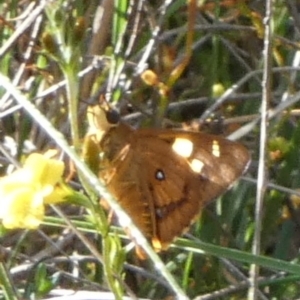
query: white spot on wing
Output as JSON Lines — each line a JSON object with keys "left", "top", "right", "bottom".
{"left": 155, "top": 169, "right": 165, "bottom": 181}
{"left": 190, "top": 159, "right": 204, "bottom": 173}
{"left": 212, "top": 140, "right": 220, "bottom": 157}
{"left": 172, "top": 138, "right": 193, "bottom": 158}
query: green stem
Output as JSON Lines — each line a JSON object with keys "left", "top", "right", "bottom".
{"left": 0, "top": 262, "right": 20, "bottom": 300}
{"left": 63, "top": 67, "right": 80, "bottom": 150}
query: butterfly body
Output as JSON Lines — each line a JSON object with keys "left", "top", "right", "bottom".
{"left": 86, "top": 109, "right": 250, "bottom": 250}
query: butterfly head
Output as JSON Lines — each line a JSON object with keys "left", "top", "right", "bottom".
{"left": 87, "top": 102, "right": 120, "bottom": 142}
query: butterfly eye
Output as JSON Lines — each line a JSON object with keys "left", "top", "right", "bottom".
{"left": 105, "top": 109, "right": 120, "bottom": 125}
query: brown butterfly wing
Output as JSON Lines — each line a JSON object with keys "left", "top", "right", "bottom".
{"left": 135, "top": 129, "right": 250, "bottom": 248}
{"left": 98, "top": 123, "right": 250, "bottom": 249}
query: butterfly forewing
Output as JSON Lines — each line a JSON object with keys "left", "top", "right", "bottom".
{"left": 137, "top": 129, "right": 250, "bottom": 189}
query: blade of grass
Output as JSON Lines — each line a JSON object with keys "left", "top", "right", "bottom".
{"left": 248, "top": 0, "right": 273, "bottom": 298}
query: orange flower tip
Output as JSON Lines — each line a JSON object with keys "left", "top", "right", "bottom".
{"left": 212, "top": 83, "right": 225, "bottom": 97}
{"left": 135, "top": 245, "right": 147, "bottom": 260}
{"left": 141, "top": 70, "right": 159, "bottom": 86}
{"left": 151, "top": 237, "right": 163, "bottom": 252}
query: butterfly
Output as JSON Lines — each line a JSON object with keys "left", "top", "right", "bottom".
{"left": 83, "top": 103, "right": 250, "bottom": 251}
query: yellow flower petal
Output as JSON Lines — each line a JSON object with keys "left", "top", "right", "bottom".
{"left": 23, "top": 153, "right": 49, "bottom": 181}
{"left": 24, "top": 153, "right": 64, "bottom": 187}
{"left": 0, "top": 153, "right": 66, "bottom": 230}
{"left": 44, "top": 184, "right": 72, "bottom": 204}
{"left": 40, "top": 159, "right": 64, "bottom": 187}
{"left": 0, "top": 169, "right": 35, "bottom": 188}
{"left": 1, "top": 187, "right": 44, "bottom": 229}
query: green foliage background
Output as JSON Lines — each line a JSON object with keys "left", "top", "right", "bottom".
{"left": 1, "top": 0, "right": 300, "bottom": 299}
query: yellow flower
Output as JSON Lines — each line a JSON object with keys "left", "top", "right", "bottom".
{"left": 0, "top": 153, "right": 68, "bottom": 229}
